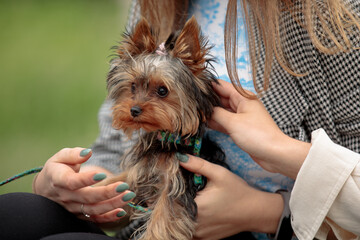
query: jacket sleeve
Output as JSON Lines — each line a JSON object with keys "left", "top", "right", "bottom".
{"left": 290, "top": 128, "right": 360, "bottom": 240}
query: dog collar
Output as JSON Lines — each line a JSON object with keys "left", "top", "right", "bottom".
{"left": 157, "top": 131, "right": 202, "bottom": 156}
{"left": 157, "top": 131, "right": 205, "bottom": 189}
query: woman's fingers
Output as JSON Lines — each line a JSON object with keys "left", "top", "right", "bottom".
{"left": 60, "top": 182, "right": 130, "bottom": 204}
{"left": 178, "top": 154, "right": 228, "bottom": 181}
{"left": 212, "top": 80, "right": 235, "bottom": 98}
{"left": 90, "top": 208, "right": 127, "bottom": 223}
{"left": 208, "top": 107, "right": 235, "bottom": 134}
{"left": 66, "top": 190, "right": 136, "bottom": 217}
{"left": 214, "top": 79, "right": 255, "bottom": 99}
{"left": 48, "top": 148, "right": 114, "bottom": 192}
{"left": 52, "top": 147, "right": 92, "bottom": 165}
{"left": 52, "top": 170, "right": 107, "bottom": 191}
{"left": 213, "top": 80, "right": 257, "bottom": 113}
{"left": 34, "top": 147, "right": 139, "bottom": 224}
{"left": 46, "top": 148, "right": 96, "bottom": 190}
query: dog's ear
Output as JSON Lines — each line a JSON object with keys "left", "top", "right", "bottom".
{"left": 117, "top": 18, "right": 157, "bottom": 58}
{"left": 171, "top": 16, "right": 209, "bottom": 75}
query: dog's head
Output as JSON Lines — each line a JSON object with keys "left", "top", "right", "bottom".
{"left": 107, "top": 16, "right": 220, "bottom": 137}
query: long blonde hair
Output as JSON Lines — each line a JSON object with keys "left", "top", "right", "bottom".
{"left": 139, "top": 0, "right": 360, "bottom": 97}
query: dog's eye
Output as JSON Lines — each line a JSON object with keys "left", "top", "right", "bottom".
{"left": 157, "top": 86, "right": 168, "bottom": 97}
{"left": 131, "top": 83, "right": 136, "bottom": 94}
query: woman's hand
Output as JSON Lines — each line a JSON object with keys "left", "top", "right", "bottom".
{"left": 33, "top": 147, "right": 135, "bottom": 223}
{"left": 178, "top": 154, "right": 283, "bottom": 240}
{"left": 210, "top": 80, "right": 311, "bottom": 179}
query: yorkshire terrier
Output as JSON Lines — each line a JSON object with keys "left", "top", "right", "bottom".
{"left": 105, "top": 16, "right": 226, "bottom": 240}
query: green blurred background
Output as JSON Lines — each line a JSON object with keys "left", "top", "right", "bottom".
{"left": 0, "top": 0, "right": 131, "bottom": 194}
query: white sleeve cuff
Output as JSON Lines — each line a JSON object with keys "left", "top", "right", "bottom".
{"left": 289, "top": 128, "right": 360, "bottom": 239}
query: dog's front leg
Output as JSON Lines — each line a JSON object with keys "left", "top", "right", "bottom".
{"left": 139, "top": 163, "right": 196, "bottom": 240}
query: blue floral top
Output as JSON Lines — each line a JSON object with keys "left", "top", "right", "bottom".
{"left": 189, "top": 1, "right": 294, "bottom": 239}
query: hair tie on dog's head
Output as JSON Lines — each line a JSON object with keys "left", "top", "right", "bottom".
{"left": 155, "top": 42, "right": 168, "bottom": 56}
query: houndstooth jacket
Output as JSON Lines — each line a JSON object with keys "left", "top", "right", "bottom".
{"left": 86, "top": 0, "right": 360, "bottom": 173}
{"left": 255, "top": 0, "right": 360, "bottom": 154}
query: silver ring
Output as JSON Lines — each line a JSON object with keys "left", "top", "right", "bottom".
{"left": 80, "top": 204, "right": 91, "bottom": 218}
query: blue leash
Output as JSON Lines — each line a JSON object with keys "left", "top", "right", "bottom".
{"left": 0, "top": 166, "right": 43, "bottom": 186}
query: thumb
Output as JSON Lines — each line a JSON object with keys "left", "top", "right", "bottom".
{"left": 177, "top": 153, "right": 224, "bottom": 180}
{"left": 209, "top": 107, "right": 236, "bottom": 134}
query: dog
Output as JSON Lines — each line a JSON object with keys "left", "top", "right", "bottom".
{"left": 105, "top": 16, "right": 226, "bottom": 240}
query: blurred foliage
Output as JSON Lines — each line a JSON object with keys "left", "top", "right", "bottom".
{"left": 0, "top": 0, "right": 131, "bottom": 194}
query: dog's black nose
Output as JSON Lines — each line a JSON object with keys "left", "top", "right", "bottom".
{"left": 130, "top": 106, "right": 142, "bottom": 117}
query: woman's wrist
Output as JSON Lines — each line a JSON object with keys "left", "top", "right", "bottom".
{"left": 272, "top": 134, "right": 311, "bottom": 179}
{"left": 245, "top": 189, "right": 283, "bottom": 234}
{"left": 32, "top": 173, "right": 40, "bottom": 194}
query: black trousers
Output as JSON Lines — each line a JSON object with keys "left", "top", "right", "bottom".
{"left": 0, "top": 192, "right": 113, "bottom": 240}
{"left": 0, "top": 192, "right": 256, "bottom": 240}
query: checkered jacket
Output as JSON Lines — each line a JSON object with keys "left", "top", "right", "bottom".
{"left": 255, "top": 0, "right": 360, "bottom": 153}
{"left": 86, "top": 0, "right": 360, "bottom": 173}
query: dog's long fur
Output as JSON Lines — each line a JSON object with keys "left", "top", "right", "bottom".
{"left": 105, "top": 16, "right": 226, "bottom": 240}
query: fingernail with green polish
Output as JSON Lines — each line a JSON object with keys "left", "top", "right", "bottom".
{"left": 93, "top": 173, "right": 107, "bottom": 181}
{"left": 116, "top": 183, "right": 129, "bottom": 193}
{"left": 80, "top": 148, "right": 91, "bottom": 157}
{"left": 116, "top": 210, "right": 127, "bottom": 218}
{"left": 176, "top": 152, "right": 189, "bottom": 163}
{"left": 122, "top": 191, "right": 136, "bottom": 202}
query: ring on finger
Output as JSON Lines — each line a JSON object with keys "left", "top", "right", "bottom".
{"left": 80, "top": 204, "right": 91, "bottom": 218}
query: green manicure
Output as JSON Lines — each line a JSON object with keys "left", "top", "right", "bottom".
{"left": 93, "top": 173, "right": 107, "bottom": 181}
{"left": 116, "top": 183, "right": 130, "bottom": 193}
{"left": 116, "top": 210, "right": 127, "bottom": 218}
{"left": 80, "top": 148, "right": 91, "bottom": 157}
{"left": 122, "top": 192, "right": 136, "bottom": 202}
{"left": 175, "top": 152, "right": 189, "bottom": 163}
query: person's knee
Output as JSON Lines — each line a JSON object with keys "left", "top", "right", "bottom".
{"left": 0, "top": 192, "right": 52, "bottom": 240}
{"left": 0, "top": 192, "right": 46, "bottom": 215}
{"left": 0, "top": 192, "right": 61, "bottom": 217}
{"left": 41, "top": 233, "right": 113, "bottom": 240}
{"left": 0, "top": 192, "right": 104, "bottom": 240}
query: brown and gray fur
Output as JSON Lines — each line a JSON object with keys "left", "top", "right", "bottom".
{"left": 105, "top": 16, "right": 226, "bottom": 240}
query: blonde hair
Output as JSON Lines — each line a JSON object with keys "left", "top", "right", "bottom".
{"left": 139, "top": 0, "right": 360, "bottom": 97}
